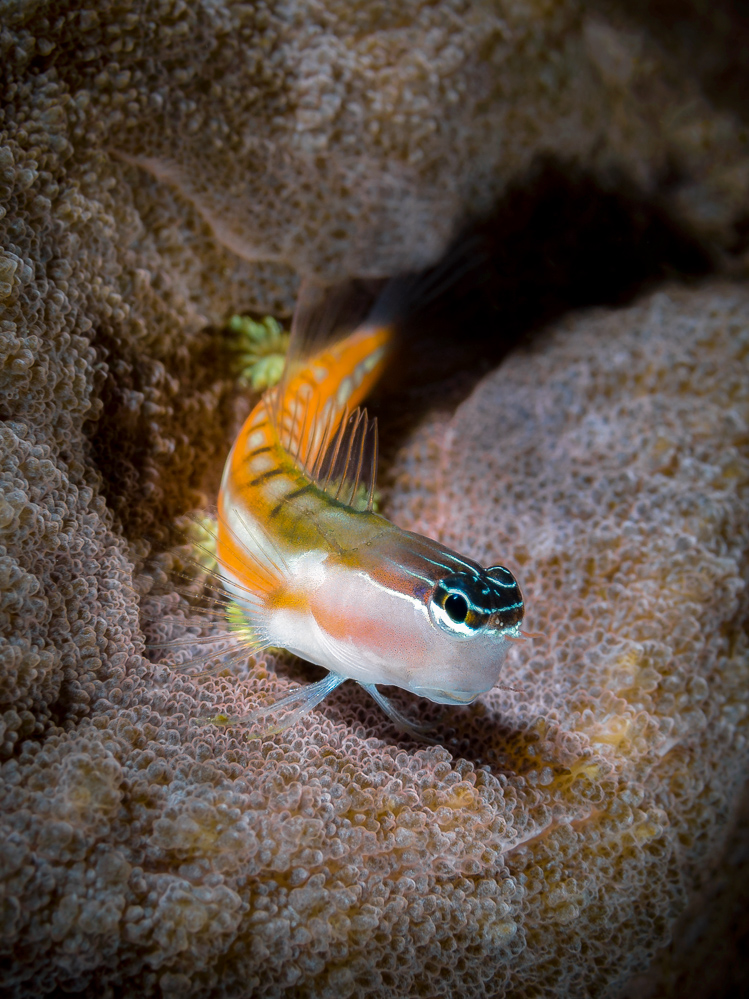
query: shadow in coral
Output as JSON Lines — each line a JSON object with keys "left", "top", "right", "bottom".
{"left": 315, "top": 673, "right": 575, "bottom": 785}
{"left": 377, "top": 159, "right": 712, "bottom": 449}
{"left": 85, "top": 327, "right": 237, "bottom": 544}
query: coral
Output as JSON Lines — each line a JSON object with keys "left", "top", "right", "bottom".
{"left": 1, "top": 0, "right": 749, "bottom": 995}
{"left": 227, "top": 314, "right": 290, "bottom": 392}
{"left": 387, "top": 282, "right": 749, "bottom": 994}
{"left": 620, "top": 779, "right": 749, "bottom": 999}
{"left": 1, "top": 282, "right": 747, "bottom": 997}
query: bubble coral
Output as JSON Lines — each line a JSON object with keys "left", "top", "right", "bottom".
{"left": 1, "top": 0, "right": 749, "bottom": 996}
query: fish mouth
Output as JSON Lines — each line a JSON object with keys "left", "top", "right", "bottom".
{"left": 411, "top": 686, "right": 480, "bottom": 706}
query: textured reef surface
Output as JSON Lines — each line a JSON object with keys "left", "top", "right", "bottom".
{"left": 3, "top": 282, "right": 749, "bottom": 997}
{"left": 1, "top": 1, "right": 749, "bottom": 997}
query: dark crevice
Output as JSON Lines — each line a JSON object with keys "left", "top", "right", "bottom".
{"left": 373, "top": 158, "right": 713, "bottom": 474}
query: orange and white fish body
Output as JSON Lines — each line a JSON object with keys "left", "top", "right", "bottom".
{"left": 214, "top": 286, "right": 524, "bottom": 734}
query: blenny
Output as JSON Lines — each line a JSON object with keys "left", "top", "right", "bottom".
{"left": 182, "top": 278, "right": 524, "bottom": 737}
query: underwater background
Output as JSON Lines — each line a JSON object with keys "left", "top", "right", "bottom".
{"left": 1, "top": 1, "right": 748, "bottom": 996}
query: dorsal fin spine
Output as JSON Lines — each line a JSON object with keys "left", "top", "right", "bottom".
{"left": 310, "top": 402, "right": 334, "bottom": 481}
{"left": 334, "top": 411, "right": 359, "bottom": 502}
{"left": 348, "top": 410, "right": 367, "bottom": 506}
{"left": 322, "top": 406, "right": 350, "bottom": 493}
{"left": 366, "top": 417, "right": 378, "bottom": 513}
{"left": 301, "top": 395, "right": 320, "bottom": 469}
{"left": 271, "top": 320, "right": 393, "bottom": 512}
{"left": 293, "top": 392, "right": 309, "bottom": 463}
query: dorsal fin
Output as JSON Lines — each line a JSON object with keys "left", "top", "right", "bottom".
{"left": 285, "top": 279, "right": 379, "bottom": 374}
{"left": 268, "top": 246, "right": 483, "bottom": 512}
{"left": 270, "top": 279, "right": 392, "bottom": 512}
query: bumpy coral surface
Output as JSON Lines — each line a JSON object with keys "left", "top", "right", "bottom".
{"left": 2, "top": 0, "right": 749, "bottom": 996}
{"left": 2, "top": 283, "right": 748, "bottom": 997}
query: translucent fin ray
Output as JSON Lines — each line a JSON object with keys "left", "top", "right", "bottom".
{"left": 204, "top": 672, "right": 347, "bottom": 736}
{"left": 359, "top": 683, "right": 439, "bottom": 742}
{"left": 272, "top": 387, "right": 380, "bottom": 512}
{"left": 169, "top": 563, "right": 267, "bottom": 614}
{"left": 142, "top": 508, "right": 279, "bottom": 674}
{"left": 146, "top": 628, "right": 262, "bottom": 651}
{"left": 280, "top": 278, "right": 379, "bottom": 390}
{"left": 196, "top": 510, "right": 288, "bottom": 598}
{"left": 266, "top": 279, "right": 392, "bottom": 513}
{"left": 162, "top": 641, "right": 268, "bottom": 680}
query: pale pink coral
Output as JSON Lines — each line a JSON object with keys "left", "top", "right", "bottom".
{"left": 3, "top": 282, "right": 748, "bottom": 997}
{"left": 1, "top": 0, "right": 749, "bottom": 996}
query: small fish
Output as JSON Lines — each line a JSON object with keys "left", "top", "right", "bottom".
{"left": 196, "top": 276, "right": 524, "bottom": 737}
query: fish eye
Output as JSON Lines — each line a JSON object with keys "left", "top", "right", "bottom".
{"left": 428, "top": 566, "right": 524, "bottom": 638}
{"left": 429, "top": 574, "right": 489, "bottom": 639}
{"left": 444, "top": 592, "right": 469, "bottom": 624}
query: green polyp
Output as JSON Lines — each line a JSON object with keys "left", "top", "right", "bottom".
{"left": 224, "top": 600, "right": 247, "bottom": 633}
{"left": 226, "top": 313, "right": 290, "bottom": 391}
{"left": 184, "top": 514, "right": 219, "bottom": 574}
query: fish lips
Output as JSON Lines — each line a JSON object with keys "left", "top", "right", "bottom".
{"left": 410, "top": 686, "right": 481, "bottom": 706}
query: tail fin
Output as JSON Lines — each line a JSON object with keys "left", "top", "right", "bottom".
{"left": 271, "top": 236, "right": 489, "bottom": 508}
{"left": 269, "top": 281, "right": 392, "bottom": 512}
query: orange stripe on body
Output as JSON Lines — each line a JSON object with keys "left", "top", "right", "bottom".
{"left": 278, "top": 325, "right": 392, "bottom": 465}
{"left": 217, "top": 322, "right": 393, "bottom": 599}
{"left": 310, "top": 324, "right": 392, "bottom": 411}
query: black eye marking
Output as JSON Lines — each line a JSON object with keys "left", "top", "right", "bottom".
{"left": 486, "top": 564, "right": 524, "bottom": 628}
{"left": 487, "top": 564, "right": 515, "bottom": 585}
{"left": 430, "top": 566, "right": 524, "bottom": 636}
{"left": 444, "top": 592, "right": 469, "bottom": 624}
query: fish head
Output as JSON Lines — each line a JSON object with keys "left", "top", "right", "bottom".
{"left": 405, "top": 560, "right": 524, "bottom": 704}
{"left": 305, "top": 527, "right": 524, "bottom": 705}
